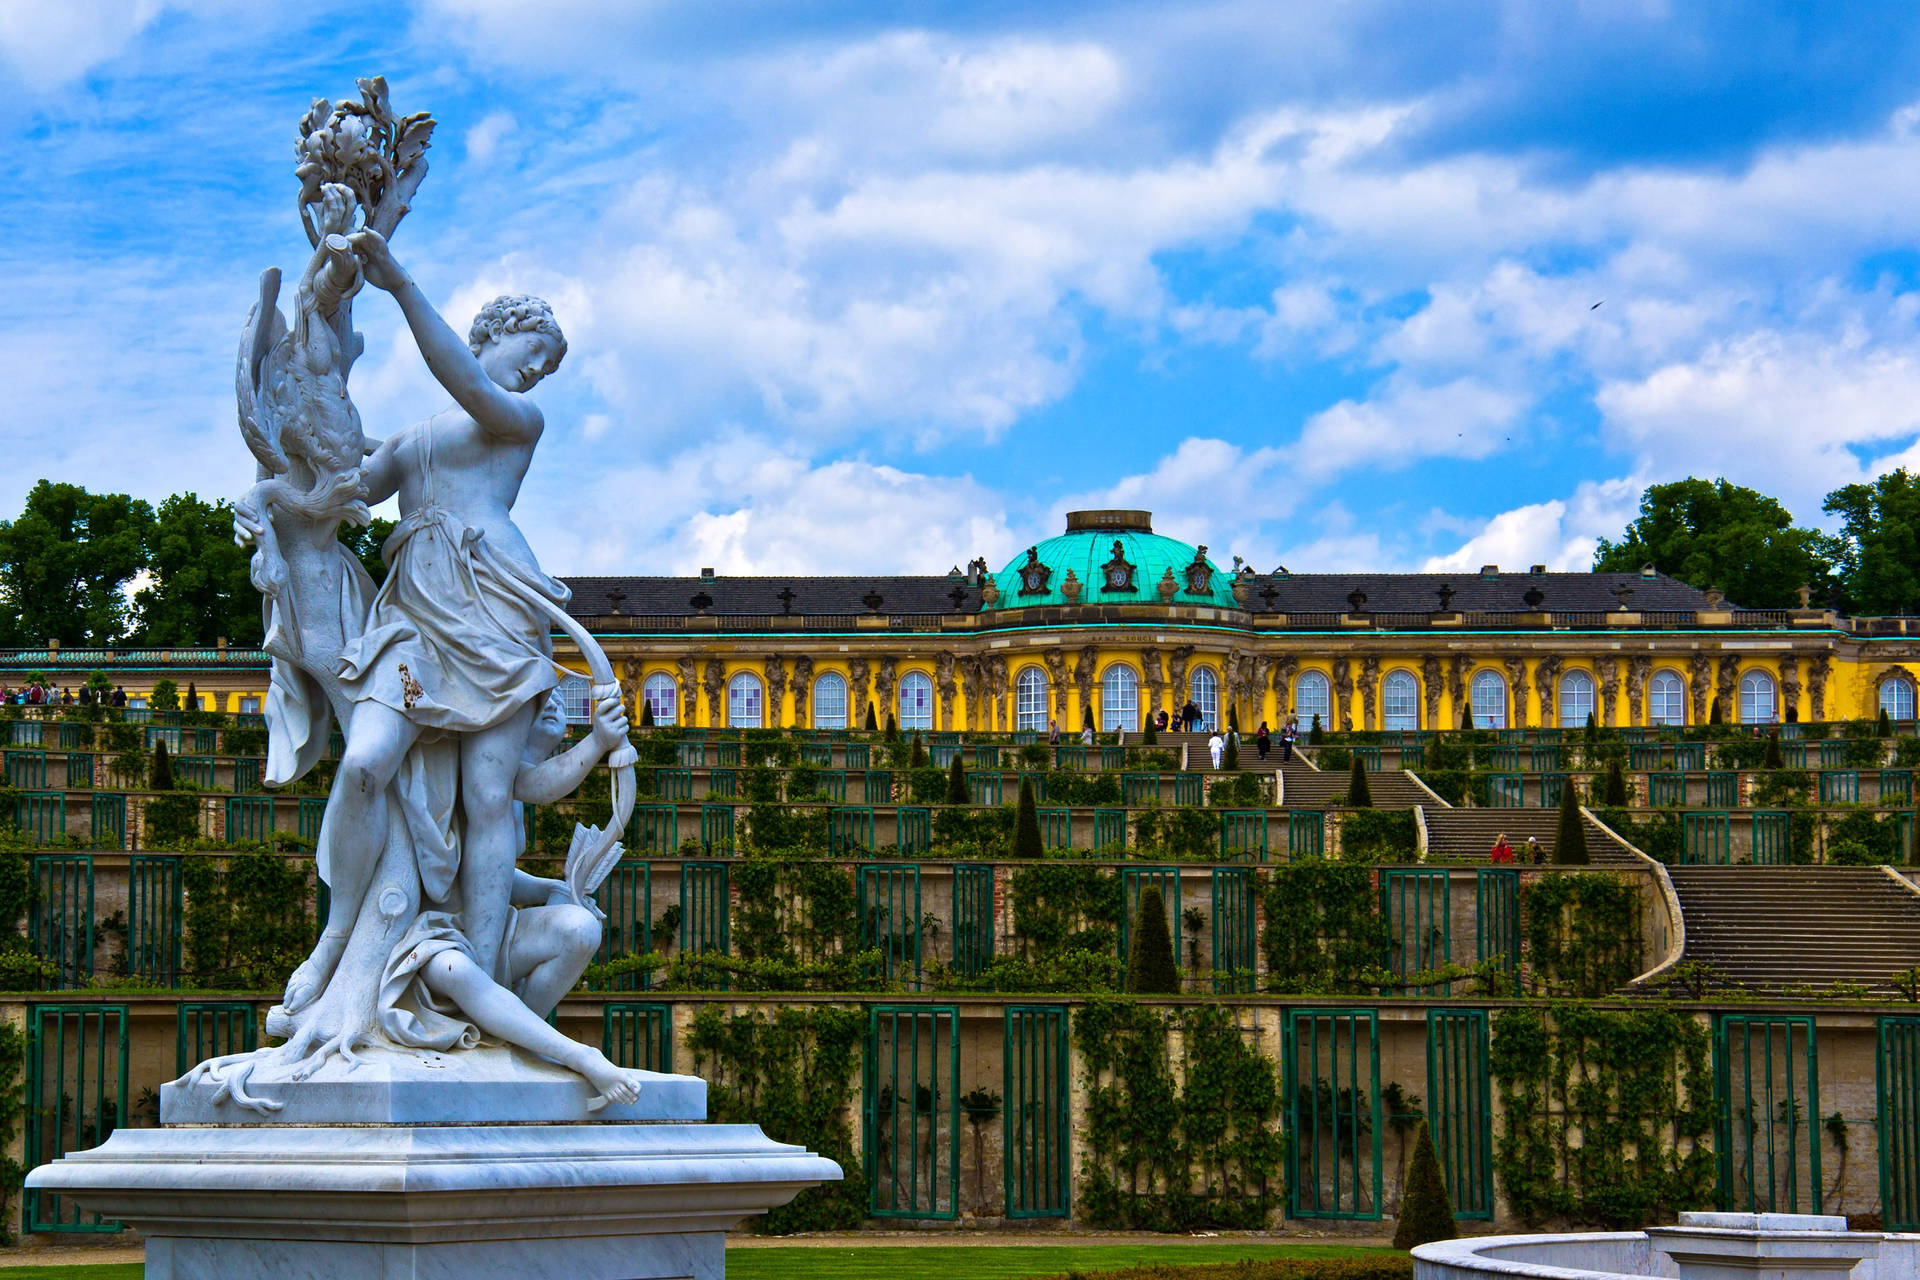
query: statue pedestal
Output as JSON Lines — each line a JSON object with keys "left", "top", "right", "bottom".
{"left": 26, "top": 1048, "right": 841, "bottom": 1280}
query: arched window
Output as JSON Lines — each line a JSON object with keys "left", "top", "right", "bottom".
{"left": 1558, "top": 669, "right": 1595, "bottom": 728}
{"left": 1881, "top": 675, "right": 1916, "bottom": 722}
{"left": 812, "top": 672, "right": 847, "bottom": 728}
{"left": 1382, "top": 670, "right": 1419, "bottom": 732}
{"left": 642, "top": 672, "right": 678, "bottom": 725}
{"left": 1190, "top": 667, "right": 1219, "bottom": 731}
{"left": 1471, "top": 670, "right": 1508, "bottom": 729}
{"left": 1648, "top": 670, "right": 1686, "bottom": 726}
{"left": 898, "top": 672, "right": 934, "bottom": 732}
{"left": 727, "top": 672, "right": 763, "bottom": 728}
{"left": 1101, "top": 665, "right": 1139, "bottom": 732}
{"left": 1738, "top": 670, "right": 1776, "bottom": 724}
{"left": 1015, "top": 667, "right": 1049, "bottom": 731}
{"left": 1295, "top": 671, "right": 1331, "bottom": 732}
{"left": 557, "top": 673, "right": 593, "bottom": 724}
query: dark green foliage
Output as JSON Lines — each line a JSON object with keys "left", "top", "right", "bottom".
{"left": 1523, "top": 872, "right": 1642, "bottom": 997}
{"left": 1709, "top": 697, "right": 1723, "bottom": 725}
{"left": 336, "top": 515, "right": 398, "bottom": 588}
{"left": 687, "top": 1005, "right": 866, "bottom": 1233}
{"left": 1014, "top": 774, "right": 1044, "bottom": 859}
{"left": 1763, "top": 730, "right": 1783, "bottom": 769}
{"left": 0, "top": 480, "right": 155, "bottom": 646}
{"left": 134, "top": 492, "right": 265, "bottom": 645}
{"left": 1491, "top": 1005, "right": 1713, "bottom": 1227}
{"left": 0, "top": 1020, "right": 26, "bottom": 1240}
{"left": 1206, "top": 773, "right": 1267, "bottom": 809}
{"left": 1603, "top": 757, "right": 1628, "bottom": 806}
{"left": 1824, "top": 467, "right": 1920, "bottom": 615}
{"left": 944, "top": 753, "right": 968, "bottom": 804}
{"left": 1010, "top": 864, "right": 1121, "bottom": 959}
{"left": 731, "top": 858, "right": 858, "bottom": 973}
{"left": 149, "top": 678, "right": 179, "bottom": 711}
{"left": 1309, "top": 714, "right": 1325, "bottom": 745}
{"left": 1261, "top": 864, "right": 1388, "bottom": 993}
{"left": 1131, "top": 806, "right": 1216, "bottom": 859}
{"left": 908, "top": 731, "right": 927, "bottom": 769}
{"left": 184, "top": 681, "right": 198, "bottom": 714}
{"left": 884, "top": 713, "right": 898, "bottom": 740}
{"left": 1339, "top": 809, "right": 1417, "bottom": 860}
{"left": 1392, "top": 1120, "right": 1456, "bottom": 1251}
{"left": 1592, "top": 476, "right": 1833, "bottom": 608}
{"left": 1076, "top": 1000, "right": 1283, "bottom": 1231}
{"left": 1222, "top": 735, "right": 1239, "bottom": 770}
{"left": 1881, "top": 707, "right": 1895, "bottom": 737}
{"left": 865, "top": 704, "right": 878, "bottom": 732}
{"left": 1553, "top": 779, "right": 1589, "bottom": 864}
{"left": 1828, "top": 809, "right": 1906, "bottom": 865}
{"left": 180, "top": 852, "right": 313, "bottom": 988}
{"left": 639, "top": 698, "right": 655, "bottom": 728}
{"left": 1125, "top": 885, "right": 1179, "bottom": 994}
{"left": 1346, "top": 755, "right": 1372, "bottom": 808}
{"left": 1143, "top": 719, "right": 1158, "bottom": 744}
{"left": 148, "top": 740, "right": 174, "bottom": 791}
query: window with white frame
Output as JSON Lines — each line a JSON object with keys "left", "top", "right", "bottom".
{"left": 727, "top": 672, "right": 764, "bottom": 728}
{"left": 1101, "top": 665, "right": 1139, "bottom": 732}
{"left": 1738, "top": 670, "right": 1776, "bottom": 724}
{"left": 1649, "top": 670, "right": 1686, "bottom": 726}
{"left": 1471, "top": 670, "right": 1508, "bottom": 729}
{"left": 813, "top": 672, "right": 847, "bottom": 728}
{"left": 1016, "top": 667, "right": 1049, "bottom": 731}
{"left": 238, "top": 696, "right": 261, "bottom": 716}
{"left": 1881, "top": 675, "right": 1916, "bottom": 722}
{"left": 1190, "top": 667, "right": 1219, "bottom": 730}
{"left": 898, "top": 672, "right": 934, "bottom": 732}
{"left": 1294, "top": 671, "right": 1331, "bottom": 731}
{"left": 1558, "top": 669, "right": 1595, "bottom": 728}
{"left": 642, "top": 673, "right": 678, "bottom": 725}
{"left": 558, "top": 674, "right": 593, "bottom": 724}
{"left": 1382, "top": 670, "right": 1419, "bottom": 732}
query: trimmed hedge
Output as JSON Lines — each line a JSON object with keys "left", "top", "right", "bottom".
{"left": 1046, "top": 1259, "right": 1414, "bottom": 1280}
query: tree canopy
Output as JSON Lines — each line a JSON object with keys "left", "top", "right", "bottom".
{"left": 134, "top": 493, "right": 263, "bottom": 647}
{"left": 1824, "top": 468, "right": 1920, "bottom": 617}
{"left": 0, "top": 481, "right": 153, "bottom": 646}
{"left": 1591, "top": 478, "right": 1833, "bottom": 609}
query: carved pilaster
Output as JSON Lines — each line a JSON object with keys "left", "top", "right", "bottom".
{"left": 1534, "top": 656, "right": 1562, "bottom": 727}
{"left": 618, "top": 657, "right": 641, "bottom": 717}
{"left": 848, "top": 657, "right": 871, "bottom": 727}
{"left": 1331, "top": 657, "right": 1353, "bottom": 732}
{"left": 1044, "top": 647, "right": 1069, "bottom": 725}
{"left": 988, "top": 655, "right": 1010, "bottom": 731}
{"left": 676, "top": 657, "right": 697, "bottom": 727}
{"left": 702, "top": 659, "right": 725, "bottom": 726}
{"left": 1140, "top": 646, "right": 1166, "bottom": 720}
{"left": 936, "top": 651, "right": 957, "bottom": 731}
{"left": 1073, "top": 645, "right": 1097, "bottom": 728}
{"left": 1596, "top": 655, "right": 1619, "bottom": 727}
{"left": 764, "top": 655, "right": 787, "bottom": 728}
{"left": 1168, "top": 646, "right": 1193, "bottom": 708}
{"left": 1422, "top": 655, "right": 1442, "bottom": 728}
{"left": 958, "top": 656, "right": 981, "bottom": 731}
{"left": 1779, "top": 654, "right": 1801, "bottom": 723}
{"left": 791, "top": 655, "right": 813, "bottom": 725}
{"left": 1688, "top": 653, "right": 1711, "bottom": 724}
{"left": 1809, "top": 653, "right": 1831, "bottom": 721}
{"left": 875, "top": 656, "right": 898, "bottom": 728}
{"left": 1250, "top": 654, "right": 1274, "bottom": 728}
{"left": 1627, "top": 656, "right": 1650, "bottom": 726}
{"left": 1272, "top": 655, "right": 1298, "bottom": 719}
{"left": 1449, "top": 655, "right": 1471, "bottom": 727}
{"left": 1359, "top": 656, "right": 1380, "bottom": 731}
{"left": 1715, "top": 654, "right": 1741, "bottom": 723}
{"left": 1502, "top": 657, "right": 1530, "bottom": 727}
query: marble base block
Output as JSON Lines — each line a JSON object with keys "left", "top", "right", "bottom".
{"left": 26, "top": 1120, "right": 842, "bottom": 1279}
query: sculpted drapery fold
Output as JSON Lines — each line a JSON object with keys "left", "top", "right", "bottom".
{"left": 1331, "top": 658, "right": 1352, "bottom": 732}
{"left": 1502, "top": 657, "right": 1530, "bottom": 727}
{"left": 958, "top": 656, "right": 982, "bottom": 731}
{"left": 1449, "top": 655, "right": 1471, "bottom": 727}
{"left": 791, "top": 655, "right": 813, "bottom": 725}
{"left": 1715, "top": 655, "right": 1741, "bottom": 722}
{"left": 1595, "top": 655, "right": 1618, "bottom": 727}
{"left": 1779, "top": 654, "right": 1801, "bottom": 722}
{"left": 676, "top": 657, "right": 697, "bottom": 728}
{"left": 1168, "top": 646, "right": 1193, "bottom": 710}
{"left": 1359, "top": 656, "right": 1380, "bottom": 731}
{"left": 1533, "top": 656, "right": 1562, "bottom": 727}
{"left": 848, "top": 657, "right": 871, "bottom": 726}
{"left": 1073, "top": 645, "right": 1098, "bottom": 724}
{"left": 1422, "top": 655, "right": 1442, "bottom": 728}
{"left": 988, "top": 655, "right": 1010, "bottom": 731}
{"left": 1044, "top": 647, "right": 1069, "bottom": 724}
{"left": 936, "top": 651, "right": 957, "bottom": 730}
{"left": 1272, "top": 655, "right": 1298, "bottom": 720}
{"left": 1809, "top": 653, "right": 1831, "bottom": 720}
{"left": 1688, "top": 653, "right": 1712, "bottom": 724}
{"left": 702, "top": 659, "right": 725, "bottom": 725}
{"left": 1627, "top": 656, "right": 1650, "bottom": 726}
{"left": 763, "top": 655, "right": 787, "bottom": 729}
{"left": 875, "top": 656, "right": 898, "bottom": 728}
{"left": 1250, "top": 655, "right": 1274, "bottom": 726}
{"left": 1140, "top": 646, "right": 1166, "bottom": 720}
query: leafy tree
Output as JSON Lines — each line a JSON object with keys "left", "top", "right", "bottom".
{"left": 944, "top": 754, "right": 968, "bottom": 805}
{"left": 1124, "top": 884, "right": 1179, "bottom": 995}
{"left": 149, "top": 678, "right": 179, "bottom": 711}
{"left": 0, "top": 481, "right": 154, "bottom": 645}
{"left": 336, "top": 516, "right": 398, "bottom": 588}
{"left": 1347, "top": 756, "right": 1372, "bottom": 808}
{"left": 1309, "top": 714, "right": 1325, "bottom": 745}
{"left": 1392, "top": 1119, "right": 1457, "bottom": 1250}
{"left": 1013, "top": 775, "right": 1043, "bottom": 859}
{"left": 133, "top": 493, "right": 262, "bottom": 646}
{"left": 1553, "top": 776, "right": 1589, "bottom": 865}
{"left": 1592, "top": 477, "right": 1833, "bottom": 608}
{"left": 1824, "top": 468, "right": 1920, "bottom": 615}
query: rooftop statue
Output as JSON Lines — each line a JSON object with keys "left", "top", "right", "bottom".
{"left": 204, "top": 77, "right": 644, "bottom": 1113}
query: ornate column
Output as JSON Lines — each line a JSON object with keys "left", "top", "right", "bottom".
{"left": 1359, "top": 656, "right": 1379, "bottom": 731}
{"left": 1073, "top": 645, "right": 1097, "bottom": 729}
{"left": 874, "top": 656, "right": 898, "bottom": 728}
{"left": 1688, "top": 653, "right": 1711, "bottom": 724}
{"left": 1251, "top": 654, "right": 1274, "bottom": 728}
{"left": 1168, "top": 646, "right": 1193, "bottom": 711}
{"left": 1331, "top": 657, "right": 1352, "bottom": 731}
{"left": 1534, "top": 656, "right": 1562, "bottom": 727}
{"left": 619, "top": 658, "right": 641, "bottom": 719}
{"left": 848, "top": 657, "right": 871, "bottom": 727}
{"left": 1141, "top": 646, "right": 1166, "bottom": 722}
{"left": 936, "top": 651, "right": 957, "bottom": 731}
{"left": 763, "top": 655, "right": 787, "bottom": 729}
{"left": 1809, "top": 653, "right": 1831, "bottom": 721}
{"left": 1421, "top": 655, "right": 1442, "bottom": 729}
{"left": 1044, "top": 647, "right": 1068, "bottom": 726}
{"left": 958, "top": 656, "right": 981, "bottom": 731}
{"left": 1715, "top": 655, "right": 1742, "bottom": 722}
{"left": 1272, "top": 655, "right": 1298, "bottom": 722}
{"left": 1502, "top": 657, "right": 1530, "bottom": 727}
{"left": 675, "top": 656, "right": 697, "bottom": 728}
{"left": 702, "top": 659, "right": 725, "bottom": 727}
{"left": 1779, "top": 654, "right": 1801, "bottom": 723}
{"left": 1449, "top": 655, "right": 1471, "bottom": 728}
{"left": 791, "top": 655, "right": 813, "bottom": 726}
{"left": 1627, "top": 656, "right": 1650, "bottom": 726}
{"left": 988, "top": 655, "right": 1010, "bottom": 731}
{"left": 1596, "top": 655, "right": 1619, "bottom": 727}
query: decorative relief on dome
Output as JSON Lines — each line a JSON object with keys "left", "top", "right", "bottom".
{"left": 1100, "top": 540, "right": 1137, "bottom": 593}
{"left": 1017, "top": 547, "right": 1052, "bottom": 597}
{"left": 1184, "top": 546, "right": 1214, "bottom": 595}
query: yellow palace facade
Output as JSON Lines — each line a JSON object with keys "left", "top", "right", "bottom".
{"left": 5, "top": 510, "right": 1918, "bottom": 729}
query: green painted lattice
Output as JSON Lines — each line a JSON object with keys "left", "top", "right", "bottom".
{"left": 1703, "top": 772, "right": 1738, "bottom": 808}
{"left": 1751, "top": 811, "right": 1792, "bottom": 866}
{"left": 860, "top": 864, "right": 923, "bottom": 984}
{"left": 127, "top": 855, "right": 182, "bottom": 986}
{"left": 679, "top": 862, "right": 730, "bottom": 988}
{"left": 1092, "top": 808, "right": 1126, "bottom": 851}
{"left": 5, "top": 750, "right": 46, "bottom": 789}
{"left": 1683, "top": 813, "right": 1733, "bottom": 865}
{"left": 654, "top": 767, "right": 692, "bottom": 800}
{"left": 1475, "top": 868, "right": 1521, "bottom": 983}
{"left": 298, "top": 796, "right": 326, "bottom": 843}
{"left": 896, "top": 806, "right": 931, "bottom": 854}
{"left": 1173, "top": 774, "right": 1202, "bottom": 806}
{"left": 26, "top": 1005, "right": 127, "bottom": 1233}
{"left": 1630, "top": 744, "right": 1664, "bottom": 771}
{"left": 1289, "top": 810, "right": 1325, "bottom": 859}
{"left": 1426, "top": 1010, "right": 1493, "bottom": 1219}
{"left": 1211, "top": 867, "right": 1257, "bottom": 993}
{"left": 1219, "top": 810, "right": 1267, "bottom": 861}
{"left": 1118, "top": 867, "right": 1180, "bottom": 964}
{"left": 1037, "top": 807, "right": 1072, "bottom": 851}
{"left": 700, "top": 803, "right": 735, "bottom": 854}
{"left": 627, "top": 805, "right": 678, "bottom": 854}
{"left": 1380, "top": 869, "right": 1450, "bottom": 985}
{"left": 1820, "top": 740, "right": 1851, "bottom": 768}
{"left": 173, "top": 756, "right": 217, "bottom": 789}
{"left": 88, "top": 794, "right": 125, "bottom": 851}
{"left": 1647, "top": 773, "right": 1685, "bottom": 807}
{"left": 592, "top": 861, "right": 651, "bottom": 991}
{"left": 708, "top": 768, "right": 737, "bottom": 798}
{"left": 603, "top": 1003, "right": 673, "bottom": 1072}
{"left": 1285, "top": 1008, "right": 1382, "bottom": 1220}
{"left": 1483, "top": 775, "right": 1523, "bottom": 808}
{"left": 865, "top": 770, "right": 894, "bottom": 803}
{"left": 1122, "top": 773, "right": 1159, "bottom": 806}
{"left": 828, "top": 806, "right": 875, "bottom": 854}
{"left": 1716, "top": 1014, "right": 1820, "bottom": 1214}
{"left": 950, "top": 864, "right": 994, "bottom": 978}
{"left": 64, "top": 752, "right": 93, "bottom": 789}
{"left": 1539, "top": 774, "right": 1568, "bottom": 809}
{"left": 30, "top": 855, "right": 93, "bottom": 987}
{"left": 865, "top": 1005, "right": 960, "bottom": 1219}
{"left": 1674, "top": 743, "right": 1706, "bottom": 771}
{"left": 224, "top": 796, "right": 274, "bottom": 844}
{"left": 846, "top": 744, "right": 871, "bottom": 769}
{"left": 16, "top": 793, "right": 65, "bottom": 845}
{"left": 57, "top": 723, "right": 90, "bottom": 750}
{"left": 1818, "top": 771, "right": 1859, "bottom": 804}
{"left": 1004, "top": 1004, "right": 1070, "bottom": 1218}
{"left": 815, "top": 769, "right": 847, "bottom": 802}
{"left": 1880, "top": 1017, "right": 1920, "bottom": 1231}
{"left": 967, "top": 773, "right": 1002, "bottom": 806}
{"left": 1883, "top": 770, "right": 1914, "bottom": 804}
{"left": 232, "top": 757, "right": 262, "bottom": 794}
{"left": 177, "top": 1002, "right": 255, "bottom": 1075}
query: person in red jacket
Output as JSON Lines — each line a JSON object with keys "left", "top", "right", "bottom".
{"left": 1489, "top": 833, "right": 1514, "bottom": 864}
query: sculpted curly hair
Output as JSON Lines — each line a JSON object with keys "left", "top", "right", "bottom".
{"left": 466, "top": 295, "right": 567, "bottom": 372}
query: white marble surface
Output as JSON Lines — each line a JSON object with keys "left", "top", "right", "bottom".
{"left": 163, "top": 1042, "right": 705, "bottom": 1125}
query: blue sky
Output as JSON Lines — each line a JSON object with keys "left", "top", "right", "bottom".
{"left": 8, "top": 2, "right": 1920, "bottom": 579}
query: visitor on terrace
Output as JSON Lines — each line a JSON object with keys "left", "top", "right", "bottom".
{"left": 1489, "top": 833, "right": 1513, "bottom": 863}
{"left": 1255, "top": 721, "right": 1270, "bottom": 760}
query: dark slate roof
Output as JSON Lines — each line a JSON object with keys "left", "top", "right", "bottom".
{"left": 564, "top": 575, "right": 975, "bottom": 617}
{"left": 1255, "top": 571, "right": 1720, "bottom": 614}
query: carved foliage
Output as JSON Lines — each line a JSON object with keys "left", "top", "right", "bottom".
{"left": 1503, "top": 657, "right": 1530, "bottom": 727}
{"left": 1423, "top": 655, "right": 1443, "bottom": 725}
{"left": 1688, "top": 653, "right": 1711, "bottom": 724}
{"left": 1331, "top": 657, "right": 1353, "bottom": 732}
{"left": 1534, "top": 656, "right": 1562, "bottom": 727}
{"left": 1359, "top": 656, "right": 1380, "bottom": 730}
{"left": 676, "top": 656, "right": 698, "bottom": 725}
{"left": 1595, "top": 655, "right": 1618, "bottom": 727}
{"left": 1778, "top": 654, "right": 1800, "bottom": 721}
{"left": 1169, "top": 645, "right": 1193, "bottom": 706}
{"left": 1627, "top": 656, "right": 1650, "bottom": 726}
{"left": 702, "top": 659, "right": 726, "bottom": 724}
{"left": 1272, "top": 655, "right": 1298, "bottom": 716}
{"left": 764, "top": 655, "right": 788, "bottom": 727}
{"left": 1714, "top": 655, "right": 1741, "bottom": 722}
{"left": 1808, "top": 653, "right": 1832, "bottom": 720}
{"left": 791, "top": 655, "right": 813, "bottom": 723}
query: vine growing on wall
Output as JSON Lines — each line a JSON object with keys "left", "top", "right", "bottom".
{"left": 687, "top": 1005, "right": 867, "bottom": 1234}
{"left": 180, "top": 851, "right": 312, "bottom": 989}
{"left": 1260, "top": 865, "right": 1386, "bottom": 993}
{"left": 1490, "top": 1004, "right": 1713, "bottom": 1227}
{"left": 1522, "top": 873, "right": 1642, "bottom": 998}
{"left": 1076, "top": 999, "right": 1283, "bottom": 1230}
{"left": 732, "top": 856, "right": 858, "bottom": 965}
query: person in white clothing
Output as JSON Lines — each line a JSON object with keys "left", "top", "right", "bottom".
{"left": 1208, "top": 732, "right": 1225, "bottom": 769}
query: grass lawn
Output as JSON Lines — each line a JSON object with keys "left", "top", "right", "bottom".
{"left": 0, "top": 1242, "right": 1392, "bottom": 1279}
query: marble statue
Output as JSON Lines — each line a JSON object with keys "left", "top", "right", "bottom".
{"left": 204, "top": 75, "right": 645, "bottom": 1111}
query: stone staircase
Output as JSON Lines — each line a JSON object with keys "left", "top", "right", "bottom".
{"left": 1280, "top": 759, "right": 1435, "bottom": 808}
{"left": 1656, "top": 866, "right": 1920, "bottom": 997}
{"left": 1421, "top": 807, "right": 1642, "bottom": 867}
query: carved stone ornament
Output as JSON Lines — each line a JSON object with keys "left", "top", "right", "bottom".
{"left": 1272, "top": 655, "right": 1298, "bottom": 716}
{"left": 1422, "top": 655, "right": 1443, "bottom": 725}
{"left": 1359, "top": 656, "right": 1380, "bottom": 730}
{"left": 1157, "top": 567, "right": 1179, "bottom": 602}
{"left": 1503, "top": 657, "right": 1531, "bottom": 726}
{"left": 1100, "top": 540, "right": 1136, "bottom": 592}
{"left": 1331, "top": 657, "right": 1353, "bottom": 731}
{"left": 1627, "top": 655, "right": 1650, "bottom": 725}
{"left": 1779, "top": 654, "right": 1801, "bottom": 720}
{"left": 791, "top": 654, "right": 814, "bottom": 722}
{"left": 1533, "top": 655, "right": 1562, "bottom": 725}
{"left": 1436, "top": 583, "right": 1455, "bottom": 611}
{"left": 1596, "top": 655, "right": 1619, "bottom": 726}
{"left": 1689, "top": 652, "right": 1712, "bottom": 723}
{"left": 1017, "top": 547, "right": 1052, "bottom": 596}
{"left": 1185, "top": 547, "right": 1214, "bottom": 596}
{"left": 980, "top": 576, "right": 1001, "bottom": 606}
{"left": 1809, "top": 653, "right": 1832, "bottom": 720}
{"left": 1061, "top": 569, "right": 1084, "bottom": 603}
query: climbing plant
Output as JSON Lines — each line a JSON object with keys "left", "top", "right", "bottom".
{"left": 1076, "top": 1000, "right": 1283, "bottom": 1230}
{"left": 1259, "top": 864, "right": 1386, "bottom": 993}
{"left": 732, "top": 856, "right": 858, "bottom": 965}
{"left": 1521, "top": 873, "right": 1642, "bottom": 998}
{"left": 180, "top": 850, "right": 312, "bottom": 989}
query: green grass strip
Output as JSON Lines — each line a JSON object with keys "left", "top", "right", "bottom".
{"left": 729, "top": 1244, "right": 1390, "bottom": 1279}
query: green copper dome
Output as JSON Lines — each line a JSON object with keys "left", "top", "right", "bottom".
{"left": 984, "top": 511, "right": 1241, "bottom": 611}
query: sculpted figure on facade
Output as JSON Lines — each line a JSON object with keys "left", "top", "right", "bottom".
{"left": 1688, "top": 652, "right": 1712, "bottom": 724}
{"left": 1809, "top": 653, "right": 1831, "bottom": 720}
{"left": 1168, "top": 645, "right": 1193, "bottom": 709}
{"left": 1043, "top": 647, "right": 1069, "bottom": 723}
{"left": 763, "top": 655, "right": 787, "bottom": 727}
{"left": 1251, "top": 654, "right": 1274, "bottom": 725}
{"left": 1448, "top": 655, "right": 1471, "bottom": 727}
{"left": 935, "top": 651, "right": 957, "bottom": 730}
{"left": 1140, "top": 646, "right": 1165, "bottom": 720}
{"left": 1422, "top": 655, "right": 1442, "bottom": 727}
{"left": 1779, "top": 654, "right": 1801, "bottom": 722}
{"left": 1715, "top": 654, "right": 1742, "bottom": 723}
{"left": 1533, "top": 656, "right": 1562, "bottom": 726}
{"left": 1596, "top": 655, "right": 1619, "bottom": 727}
{"left": 1073, "top": 645, "right": 1097, "bottom": 723}
{"left": 702, "top": 658, "right": 725, "bottom": 725}
{"left": 1502, "top": 657, "right": 1530, "bottom": 727}
{"left": 1359, "top": 656, "right": 1379, "bottom": 731}
{"left": 874, "top": 656, "right": 897, "bottom": 727}
{"left": 203, "top": 78, "right": 647, "bottom": 1111}
{"left": 957, "top": 655, "right": 981, "bottom": 731}
{"left": 1271, "top": 654, "right": 1297, "bottom": 720}
{"left": 1627, "top": 656, "right": 1651, "bottom": 726}
{"left": 847, "top": 656, "right": 871, "bottom": 726}
{"left": 619, "top": 658, "right": 641, "bottom": 719}
{"left": 1331, "top": 657, "right": 1353, "bottom": 732}
{"left": 988, "top": 654, "right": 1010, "bottom": 730}
{"left": 790, "top": 654, "right": 813, "bottom": 726}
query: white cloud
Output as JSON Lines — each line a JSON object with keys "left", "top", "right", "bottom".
{"left": 1423, "top": 478, "right": 1641, "bottom": 572}
{"left": 1292, "top": 377, "right": 1527, "bottom": 483}
{"left": 0, "top": 0, "right": 164, "bottom": 92}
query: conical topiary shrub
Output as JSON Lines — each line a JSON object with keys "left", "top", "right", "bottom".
{"left": 149, "top": 739, "right": 174, "bottom": 791}
{"left": 885, "top": 713, "right": 899, "bottom": 741}
{"left": 1143, "top": 719, "right": 1158, "bottom": 745}
{"left": 185, "top": 680, "right": 199, "bottom": 715}
{"left": 1347, "top": 755, "right": 1372, "bottom": 808}
{"left": 639, "top": 698, "right": 655, "bottom": 729}
{"left": 1763, "top": 729, "right": 1783, "bottom": 770}
{"left": 1309, "top": 714, "right": 1325, "bottom": 745}
{"left": 945, "top": 753, "right": 968, "bottom": 805}
{"left": 1710, "top": 697, "right": 1724, "bottom": 725}
{"left": 1553, "top": 774, "right": 1589, "bottom": 864}
{"left": 909, "top": 732, "right": 928, "bottom": 769}
{"left": 1013, "top": 775, "right": 1043, "bottom": 859}
{"left": 1125, "top": 884, "right": 1179, "bottom": 995}
{"left": 1880, "top": 707, "right": 1895, "bottom": 738}
{"left": 865, "top": 703, "right": 878, "bottom": 732}
{"left": 1392, "top": 1118, "right": 1457, "bottom": 1251}
{"left": 1223, "top": 735, "right": 1239, "bottom": 771}
{"left": 1603, "top": 757, "right": 1628, "bottom": 806}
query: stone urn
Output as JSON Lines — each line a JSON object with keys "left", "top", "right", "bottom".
{"left": 980, "top": 578, "right": 1000, "bottom": 606}
{"left": 1231, "top": 575, "right": 1250, "bottom": 607}
{"left": 1061, "top": 570, "right": 1083, "bottom": 603}
{"left": 1157, "top": 568, "right": 1178, "bottom": 602}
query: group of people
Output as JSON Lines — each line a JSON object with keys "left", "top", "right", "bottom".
{"left": 0, "top": 682, "right": 127, "bottom": 708}
{"left": 1488, "top": 832, "right": 1545, "bottom": 865}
